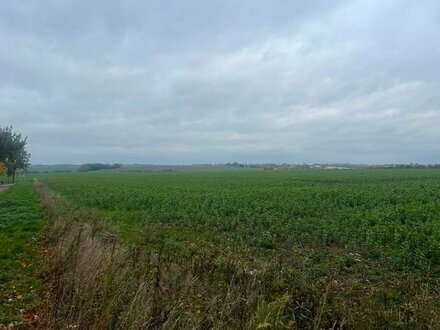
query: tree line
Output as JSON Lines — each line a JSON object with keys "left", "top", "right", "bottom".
{"left": 78, "top": 163, "right": 121, "bottom": 172}
{"left": 0, "top": 126, "right": 30, "bottom": 183}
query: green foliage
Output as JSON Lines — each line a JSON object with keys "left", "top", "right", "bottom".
{"left": 39, "top": 169, "right": 440, "bottom": 272}
{"left": 254, "top": 295, "right": 290, "bottom": 329}
{"left": 0, "top": 126, "right": 30, "bottom": 182}
{"left": 0, "top": 181, "right": 46, "bottom": 326}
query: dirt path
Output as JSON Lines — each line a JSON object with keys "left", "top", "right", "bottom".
{"left": 0, "top": 183, "right": 15, "bottom": 193}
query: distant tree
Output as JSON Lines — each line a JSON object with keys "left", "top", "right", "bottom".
{"left": 0, "top": 126, "right": 31, "bottom": 183}
{"left": 0, "top": 127, "right": 10, "bottom": 161}
{"left": 6, "top": 149, "right": 30, "bottom": 183}
{"left": 78, "top": 163, "right": 121, "bottom": 172}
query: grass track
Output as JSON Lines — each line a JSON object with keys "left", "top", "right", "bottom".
{"left": 0, "top": 181, "right": 46, "bottom": 328}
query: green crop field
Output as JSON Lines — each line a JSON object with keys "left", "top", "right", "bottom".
{"left": 40, "top": 169, "right": 440, "bottom": 271}
{"left": 29, "top": 169, "right": 440, "bottom": 329}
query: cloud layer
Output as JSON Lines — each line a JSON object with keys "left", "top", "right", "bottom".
{"left": 1, "top": 0, "right": 439, "bottom": 164}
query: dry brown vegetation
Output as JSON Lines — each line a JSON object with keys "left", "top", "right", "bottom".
{"left": 34, "top": 180, "right": 440, "bottom": 329}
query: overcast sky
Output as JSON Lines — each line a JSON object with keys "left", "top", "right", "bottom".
{"left": 1, "top": 0, "right": 440, "bottom": 164}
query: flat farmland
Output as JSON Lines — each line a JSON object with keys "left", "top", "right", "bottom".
{"left": 36, "top": 169, "right": 440, "bottom": 329}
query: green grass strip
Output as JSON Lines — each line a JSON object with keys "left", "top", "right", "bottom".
{"left": 0, "top": 181, "right": 46, "bottom": 326}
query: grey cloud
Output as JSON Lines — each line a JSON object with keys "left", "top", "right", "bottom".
{"left": 0, "top": 0, "right": 439, "bottom": 164}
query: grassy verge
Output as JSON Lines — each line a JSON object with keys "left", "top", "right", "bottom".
{"left": 0, "top": 181, "right": 46, "bottom": 328}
